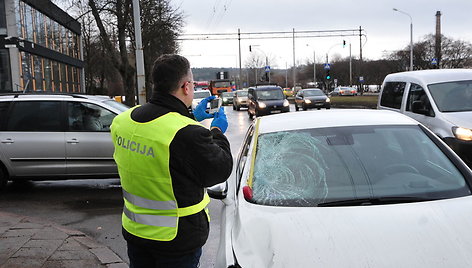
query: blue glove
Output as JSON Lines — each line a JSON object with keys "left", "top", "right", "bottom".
{"left": 193, "top": 96, "right": 215, "bottom": 122}
{"left": 211, "top": 107, "right": 228, "bottom": 133}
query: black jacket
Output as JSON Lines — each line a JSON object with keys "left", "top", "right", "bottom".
{"left": 122, "top": 92, "right": 233, "bottom": 256}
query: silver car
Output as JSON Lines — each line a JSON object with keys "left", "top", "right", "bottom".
{"left": 0, "top": 93, "right": 129, "bottom": 189}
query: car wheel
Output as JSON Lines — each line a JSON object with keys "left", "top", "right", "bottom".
{"left": 233, "top": 104, "right": 236, "bottom": 110}
{"left": 0, "top": 166, "right": 8, "bottom": 191}
{"left": 295, "top": 103, "right": 299, "bottom": 111}
{"left": 302, "top": 103, "right": 307, "bottom": 111}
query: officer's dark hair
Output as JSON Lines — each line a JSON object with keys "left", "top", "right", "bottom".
{"left": 152, "top": 54, "right": 190, "bottom": 94}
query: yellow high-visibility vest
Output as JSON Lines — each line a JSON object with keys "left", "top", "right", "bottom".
{"left": 111, "top": 108, "right": 210, "bottom": 241}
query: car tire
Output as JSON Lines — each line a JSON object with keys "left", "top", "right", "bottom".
{"left": 0, "top": 165, "right": 8, "bottom": 191}
{"left": 295, "top": 103, "right": 299, "bottom": 111}
{"left": 302, "top": 104, "right": 307, "bottom": 111}
{"left": 236, "top": 105, "right": 240, "bottom": 111}
{"left": 233, "top": 104, "right": 236, "bottom": 110}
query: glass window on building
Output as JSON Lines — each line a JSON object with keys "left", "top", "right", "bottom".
{"left": 20, "top": 51, "right": 32, "bottom": 91}
{"left": 32, "top": 55, "right": 43, "bottom": 91}
{"left": 52, "top": 60, "right": 59, "bottom": 91}
{"left": 54, "top": 21, "right": 61, "bottom": 52}
{"left": 0, "top": 49, "right": 12, "bottom": 92}
{"left": 24, "top": 3, "right": 33, "bottom": 42}
{"left": 61, "top": 28, "right": 68, "bottom": 55}
{"left": 35, "top": 11, "right": 46, "bottom": 47}
{"left": 60, "top": 63, "right": 67, "bottom": 91}
{"left": 44, "top": 59, "right": 51, "bottom": 91}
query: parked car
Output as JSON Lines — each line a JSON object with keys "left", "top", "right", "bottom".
{"left": 378, "top": 69, "right": 472, "bottom": 168}
{"left": 208, "top": 109, "right": 472, "bottom": 268}
{"left": 294, "top": 88, "right": 330, "bottom": 111}
{"left": 220, "top": 91, "right": 234, "bottom": 106}
{"left": 283, "top": 87, "right": 294, "bottom": 97}
{"left": 191, "top": 89, "right": 212, "bottom": 110}
{"left": 331, "top": 86, "right": 358, "bottom": 96}
{"left": 247, "top": 85, "right": 290, "bottom": 118}
{"left": 232, "top": 89, "right": 248, "bottom": 111}
{"left": 0, "top": 93, "right": 130, "bottom": 189}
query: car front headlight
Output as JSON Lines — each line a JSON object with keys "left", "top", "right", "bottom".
{"left": 258, "top": 102, "right": 266, "bottom": 108}
{"left": 223, "top": 98, "right": 227, "bottom": 101}
{"left": 326, "top": 98, "right": 331, "bottom": 102}
{"left": 304, "top": 99, "right": 311, "bottom": 104}
{"left": 453, "top": 126, "right": 472, "bottom": 141}
{"left": 283, "top": 99, "right": 289, "bottom": 107}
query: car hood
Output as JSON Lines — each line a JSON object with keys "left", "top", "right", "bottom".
{"left": 232, "top": 196, "right": 472, "bottom": 268}
{"left": 441, "top": 111, "right": 472, "bottom": 129}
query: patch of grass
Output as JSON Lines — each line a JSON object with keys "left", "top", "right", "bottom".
{"left": 330, "top": 95, "right": 378, "bottom": 109}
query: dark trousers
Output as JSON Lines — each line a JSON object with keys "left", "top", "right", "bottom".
{"left": 127, "top": 241, "right": 202, "bottom": 268}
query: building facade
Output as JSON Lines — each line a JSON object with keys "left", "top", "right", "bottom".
{"left": 0, "top": 0, "right": 84, "bottom": 93}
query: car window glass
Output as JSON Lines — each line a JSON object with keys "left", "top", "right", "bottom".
{"left": 250, "top": 125, "right": 469, "bottom": 207}
{"left": 6, "top": 101, "right": 62, "bottom": 131}
{"left": 380, "top": 82, "right": 406, "bottom": 109}
{"left": 67, "top": 102, "right": 115, "bottom": 132}
{"left": 428, "top": 80, "right": 472, "bottom": 112}
{"left": 0, "top": 101, "right": 10, "bottom": 130}
{"left": 193, "top": 91, "right": 211, "bottom": 99}
{"left": 406, "top": 83, "right": 433, "bottom": 115}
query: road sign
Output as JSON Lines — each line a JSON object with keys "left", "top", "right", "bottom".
{"left": 431, "top": 58, "right": 438, "bottom": 65}
{"left": 359, "top": 76, "right": 364, "bottom": 83}
{"left": 324, "top": 63, "right": 331, "bottom": 70}
{"left": 265, "top": 66, "right": 270, "bottom": 73}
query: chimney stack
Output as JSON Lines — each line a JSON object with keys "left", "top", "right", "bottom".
{"left": 435, "top": 11, "right": 442, "bottom": 68}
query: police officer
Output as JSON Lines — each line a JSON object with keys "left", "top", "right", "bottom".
{"left": 111, "top": 54, "right": 233, "bottom": 268}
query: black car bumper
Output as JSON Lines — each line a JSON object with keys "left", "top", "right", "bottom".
{"left": 256, "top": 106, "right": 290, "bottom": 115}
{"left": 443, "top": 137, "right": 472, "bottom": 168}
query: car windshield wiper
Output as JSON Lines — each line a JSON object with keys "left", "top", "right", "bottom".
{"left": 317, "top": 196, "right": 435, "bottom": 207}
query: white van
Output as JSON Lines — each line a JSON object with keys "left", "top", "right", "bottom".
{"left": 378, "top": 69, "right": 472, "bottom": 168}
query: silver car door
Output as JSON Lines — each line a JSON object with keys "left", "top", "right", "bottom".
{"left": 65, "top": 101, "right": 118, "bottom": 176}
{"left": 0, "top": 101, "right": 66, "bottom": 177}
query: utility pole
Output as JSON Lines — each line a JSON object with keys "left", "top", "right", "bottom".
{"left": 359, "top": 26, "right": 363, "bottom": 94}
{"left": 292, "top": 28, "right": 296, "bottom": 87}
{"left": 238, "top": 28, "right": 242, "bottom": 87}
{"left": 132, "top": 0, "right": 146, "bottom": 104}
{"left": 313, "top": 50, "right": 316, "bottom": 85}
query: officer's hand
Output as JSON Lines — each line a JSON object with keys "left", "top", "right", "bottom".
{"left": 210, "top": 107, "right": 228, "bottom": 133}
{"left": 193, "top": 96, "right": 215, "bottom": 122}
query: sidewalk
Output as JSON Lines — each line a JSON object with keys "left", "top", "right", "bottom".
{"left": 0, "top": 212, "right": 127, "bottom": 268}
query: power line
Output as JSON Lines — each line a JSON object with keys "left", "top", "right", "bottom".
{"left": 178, "top": 29, "right": 365, "bottom": 41}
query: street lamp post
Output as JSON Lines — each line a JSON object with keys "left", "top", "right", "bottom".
{"left": 393, "top": 8, "right": 414, "bottom": 71}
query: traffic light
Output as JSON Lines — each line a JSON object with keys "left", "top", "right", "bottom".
{"left": 343, "top": 40, "right": 346, "bottom": 47}
{"left": 326, "top": 70, "right": 331, "bottom": 80}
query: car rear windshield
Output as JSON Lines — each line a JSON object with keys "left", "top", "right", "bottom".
{"left": 194, "top": 91, "right": 211, "bottom": 99}
{"left": 221, "top": 92, "right": 234, "bottom": 97}
{"left": 256, "top": 89, "right": 284, "bottom": 100}
{"left": 250, "top": 125, "right": 470, "bottom": 207}
{"left": 428, "top": 80, "right": 472, "bottom": 112}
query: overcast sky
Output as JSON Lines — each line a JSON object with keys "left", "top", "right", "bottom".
{"left": 175, "top": 0, "right": 472, "bottom": 68}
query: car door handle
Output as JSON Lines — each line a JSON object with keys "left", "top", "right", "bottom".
{"left": 66, "top": 138, "right": 79, "bottom": 144}
{"left": 1, "top": 138, "right": 14, "bottom": 144}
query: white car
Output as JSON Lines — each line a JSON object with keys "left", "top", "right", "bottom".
{"left": 378, "top": 69, "right": 472, "bottom": 168}
{"left": 191, "top": 89, "right": 212, "bottom": 110}
{"left": 209, "top": 109, "right": 472, "bottom": 268}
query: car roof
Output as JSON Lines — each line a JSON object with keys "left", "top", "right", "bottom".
{"left": 256, "top": 109, "right": 419, "bottom": 134}
{"left": 0, "top": 93, "right": 111, "bottom": 101}
{"left": 384, "top": 69, "right": 472, "bottom": 85}
{"left": 302, "top": 88, "right": 323, "bottom": 91}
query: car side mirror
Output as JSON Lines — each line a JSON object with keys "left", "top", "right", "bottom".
{"left": 207, "top": 181, "right": 228, "bottom": 199}
{"left": 412, "top": 100, "right": 431, "bottom": 116}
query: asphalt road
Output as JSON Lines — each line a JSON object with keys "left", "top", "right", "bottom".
{"left": 0, "top": 104, "right": 254, "bottom": 267}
